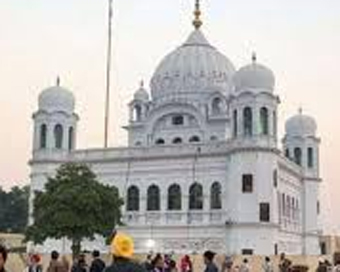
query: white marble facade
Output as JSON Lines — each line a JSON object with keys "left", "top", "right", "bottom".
{"left": 29, "top": 21, "right": 322, "bottom": 256}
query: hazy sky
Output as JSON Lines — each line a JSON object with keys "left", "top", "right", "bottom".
{"left": 0, "top": 0, "right": 340, "bottom": 232}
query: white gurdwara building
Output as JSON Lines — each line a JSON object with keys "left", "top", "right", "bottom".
{"left": 29, "top": 5, "right": 322, "bottom": 256}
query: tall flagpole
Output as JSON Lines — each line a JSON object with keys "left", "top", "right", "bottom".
{"left": 104, "top": 0, "right": 113, "bottom": 148}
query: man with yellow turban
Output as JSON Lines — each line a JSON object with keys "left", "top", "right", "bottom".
{"left": 104, "top": 232, "right": 147, "bottom": 272}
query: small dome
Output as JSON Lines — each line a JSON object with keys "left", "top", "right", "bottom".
{"left": 134, "top": 82, "right": 149, "bottom": 101}
{"left": 285, "top": 111, "right": 317, "bottom": 137}
{"left": 234, "top": 56, "right": 275, "bottom": 92}
{"left": 38, "top": 82, "right": 75, "bottom": 113}
{"left": 150, "top": 29, "right": 236, "bottom": 100}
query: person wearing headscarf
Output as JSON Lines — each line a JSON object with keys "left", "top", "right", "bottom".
{"left": 104, "top": 232, "right": 147, "bottom": 272}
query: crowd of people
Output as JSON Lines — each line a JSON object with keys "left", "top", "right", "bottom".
{"left": 1, "top": 234, "right": 340, "bottom": 272}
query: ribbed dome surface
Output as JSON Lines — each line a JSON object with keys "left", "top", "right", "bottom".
{"left": 285, "top": 112, "right": 317, "bottom": 137}
{"left": 150, "top": 30, "right": 236, "bottom": 100}
{"left": 39, "top": 85, "right": 75, "bottom": 113}
{"left": 234, "top": 62, "right": 275, "bottom": 92}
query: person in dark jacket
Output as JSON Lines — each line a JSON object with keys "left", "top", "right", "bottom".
{"left": 71, "top": 254, "right": 88, "bottom": 272}
{"left": 90, "top": 250, "right": 105, "bottom": 272}
{"left": 203, "top": 251, "right": 218, "bottom": 272}
{"left": 104, "top": 232, "right": 147, "bottom": 272}
{"left": 143, "top": 254, "right": 153, "bottom": 272}
{"left": 0, "top": 245, "right": 8, "bottom": 272}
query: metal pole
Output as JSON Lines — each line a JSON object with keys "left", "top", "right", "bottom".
{"left": 104, "top": 0, "right": 113, "bottom": 148}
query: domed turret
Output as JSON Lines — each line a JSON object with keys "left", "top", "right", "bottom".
{"left": 38, "top": 78, "right": 75, "bottom": 113}
{"left": 134, "top": 81, "right": 149, "bottom": 102}
{"left": 285, "top": 110, "right": 317, "bottom": 137}
{"left": 234, "top": 54, "right": 275, "bottom": 92}
{"left": 32, "top": 78, "right": 78, "bottom": 153}
{"left": 283, "top": 109, "right": 319, "bottom": 177}
{"left": 150, "top": 29, "right": 236, "bottom": 100}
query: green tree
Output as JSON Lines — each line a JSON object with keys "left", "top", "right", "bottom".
{"left": 26, "top": 163, "right": 123, "bottom": 256}
{"left": 0, "top": 185, "right": 29, "bottom": 233}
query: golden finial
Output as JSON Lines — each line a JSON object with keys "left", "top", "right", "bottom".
{"left": 252, "top": 52, "right": 257, "bottom": 63}
{"left": 193, "top": 0, "right": 203, "bottom": 30}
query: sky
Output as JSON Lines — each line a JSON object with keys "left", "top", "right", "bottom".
{"left": 0, "top": 0, "right": 340, "bottom": 232}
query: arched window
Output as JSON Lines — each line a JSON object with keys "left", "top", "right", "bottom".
{"left": 68, "top": 127, "right": 74, "bottom": 151}
{"left": 308, "top": 147, "right": 314, "bottom": 168}
{"left": 294, "top": 147, "right": 302, "bottom": 166}
{"left": 273, "top": 111, "right": 277, "bottom": 137}
{"left": 127, "top": 186, "right": 139, "bottom": 211}
{"left": 189, "top": 136, "right": 200, "bottom": 143}
{"left": 147, "top": 185, "right": 160, "bottom": 211}
{"left": 273, "top": 170, "right": 278, "bottom": 188}
{"left": 54, "top": 124, "right": 63, "bottom": 149}
{"left": 168, "top": 184, "right": 181, "bottom": 210}
{"left": 134, "top": 105, "right": 142, "bottom": 122}
{"left": 155, "top": 139, "right": 165, "bottom": 145}
{"left": 173, "top": 137, "right": 182, "bottom": 144}
{"left": 278, "top": 192, "right": 282, "bottom": 220}
{"left": 286, "top": 195, "right": 291, "bottom": 219}
{"left": 210, "top": 182, "right": 222, "bottom": 210}
{"left": 40, "top": 124, "right": 47, "bottom": 149}
{"left": 212, "top": 97, "right": 222, "bottom": 115}
{"left": 233, "top": 110, "right": 238, "bottom": 137}
{"left": 285, "top": 149, "right": 290, "bottom": 158}
{"left": 243, "top": 107, "right": 253, "bottom": 136}
{"left": 189, "top": 183, "right": 203, "bottom": 210}
{"left": 282, "top": 193, "right": 286, "bottom": 217}
{"left": 291, "top": 197, "right": 295, "bottom": 220}
{"left": 260, "top": 107, "right": 269, "bottom": 135}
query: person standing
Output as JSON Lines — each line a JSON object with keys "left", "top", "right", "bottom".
{"left": 221, "top": 256, "right": 234, "bottom": 272}
{"left": 24, "top": 254, "right": 43, "bottom": 272}
{"left": 203, "top": 251, "right": 218, "bottom": 272}
{"left": 168, "top": 260, "right": 178, "bottom": 272}
{"left": 0, "top": 245, "right": 8, "bottom": 272}
{"left": 47, "top": 250, "right": 67, "bottom": 272}
{"left": 152, "top": 254, "right": 164, "bottom": 272}
{"left": 239, "top": 259, "right": 250, "bottom": 272}
{"left": 278, "top": 253, "right": 292, "bottom": 272}
{"left": 71, "top": 254, "right": 88, "bottom": 272}
{"left": 143, "top": 254, "right": 153, "bottom": 272}
{"left": 90, "top": 251, "right": 105, "bottom": 272}
{"left": 180, "top": 255, "right": 192, "bottom": 272}
{"left": 262, "top": 257, "right": 273, "bottom": 272}
{"left": 104, "top": 232, "right": 147, "bottom": 272}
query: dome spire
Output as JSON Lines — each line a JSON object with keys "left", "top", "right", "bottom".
{"left": 56, "top": 76, "right": 61, "bottom": 86}
{"left": 193, "top": 0, "right": 203, "bottom": 30}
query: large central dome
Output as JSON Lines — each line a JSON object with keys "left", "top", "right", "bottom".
{"left": 150, "top": 29, "right": 236, "bottom": 100}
